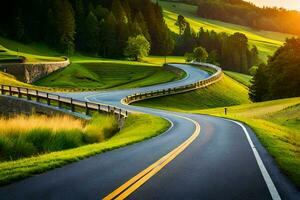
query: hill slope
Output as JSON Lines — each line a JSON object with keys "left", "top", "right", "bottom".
{"left": 158, "top": 0, "right": 294, "bottom": 61}
{"left": 134, "top": 74, "right": 251, "bottom": 111}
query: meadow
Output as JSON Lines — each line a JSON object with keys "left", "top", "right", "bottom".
{"left": 35, "top": 61, "right": 184, "bottom": 90}
{"left": 0, "top": 114, "right": 118, "bottom": 161}
{"left": 0, "top": 113, "right": 170, "bottom": 185}
{"left": 158, "top": 0, "right": 294, "bottom": 61}
{"left": 224, "top": 71, "right": 252, "bottom": 87}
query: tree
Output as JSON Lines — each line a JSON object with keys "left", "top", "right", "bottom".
{"left": 83, "top": 11, "right": 99, "bottom": 54}
{"left": 193, "top": 47, "right": 208, "bottom": 62}
{"left": 249, "top": 63, "right": 268, "bottom": 102}
{"left": 124, "top": 35, "right": 150, "bottom": 61}
{"left": 52, "top": 0, "right": 76, "bottom": 54}
{"left": 249, "top": 37, "right": 300, "bottom": 101}
{"left": 175, "top": 14, "right": 186, "bottom": 35}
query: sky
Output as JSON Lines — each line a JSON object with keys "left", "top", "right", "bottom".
{"left": 246, "top": 0, "right": 300, "bottom": 11}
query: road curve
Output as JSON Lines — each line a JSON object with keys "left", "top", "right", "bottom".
{"left": 0, "top": 64, "right": 299, "bottom": 200}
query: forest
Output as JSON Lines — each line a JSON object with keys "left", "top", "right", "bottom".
{"left": 0, "top": 0, "right": 173, "bottom": 57}
{"left": 249, "top": 37, "right": 300, "bottom": 101}
{"left": 175, "top": 16, "right": 259, "bottom": 73}
{"left": 177, "top": 0, "right": 300, "bottom": 35}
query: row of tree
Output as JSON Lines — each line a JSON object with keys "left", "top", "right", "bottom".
{"left": 249, "top": 38, "right": 300, "bottom": 102}
{"left": 0, "top": 0, "right": 174, "bottom": 57}
{"left": 180, "top": 0, "right": 300, "bottom": 35}
{"left": 175, "top": 15, "right": 259, "bottom": 73}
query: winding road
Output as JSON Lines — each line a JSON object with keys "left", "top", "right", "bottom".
{"left": 1, "top": 64, "right": 299, "bottom": 200}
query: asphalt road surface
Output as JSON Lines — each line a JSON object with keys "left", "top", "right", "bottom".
{"left": 0, "top": 64, "right": 299, "bottom": 200}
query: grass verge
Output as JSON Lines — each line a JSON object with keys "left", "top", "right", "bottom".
{"left": 199, "top": 97, "right": 300, "bottom": 188}
{"left": 0, "top": 113, "right": 170, "bottom": 186}
{"left": 0, "top": 114, "right": 118, "bottom": 161}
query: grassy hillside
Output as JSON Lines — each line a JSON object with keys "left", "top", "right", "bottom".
{"left": 0, "top": 37, "right": 65, "bottom": 62}
{"left": 200, "top": 98, "right": 300, "bottom": 188}
{"left": 224, "top": 71, "right": 252, "bottom": 87}
{"left": 158, "top": 0, "right": 294, "bottom": 61}
{"left": 35, "top": 61, "right": 184, "bottom": 90}
{"left": 0, "top": 37, "right": 186, "bottom": 91}
{"left": 134, "top": 74, "right": 250, "bottom": 111}
{"left": 0, "top": 113, "right": 170, "bottom": 186}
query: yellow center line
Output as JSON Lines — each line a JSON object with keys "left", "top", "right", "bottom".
{"left": 103, "top": 116, "right": 201, "bottom": 200}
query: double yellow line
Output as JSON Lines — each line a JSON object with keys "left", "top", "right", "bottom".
{"left": 103, "top": 116, "right": 201, "bottom": 200}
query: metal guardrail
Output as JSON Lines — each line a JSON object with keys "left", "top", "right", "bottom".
{"left": 123, "top": 62, "right": 223, "bottom": 104}
{"left": 0, "top": 85, "right": 128, "bottom": 118}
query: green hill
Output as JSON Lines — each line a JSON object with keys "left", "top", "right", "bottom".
{"left": 134, "top": 74, "right": 251, "bottom": 111}
{"left": 158, "top": 0, "right": 294, "bottom": 61}
{"left": 35, "top": 61, "right": 184, "bottom": 90}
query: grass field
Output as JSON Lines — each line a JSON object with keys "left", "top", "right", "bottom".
{"left": 0, "top": 37, "right": 65, "bottom": 62}
{"left": 224, "top": 71, "right": 252, "bottom": 87}
{"left": 199, "top": 97, "right": 300, "bottom": 188}
{"left": 134, "top": 74, "right": 251, "bottom": 111}
{"left": 0, "top": 113, "right": 170, "bottom": 185}
{"left": 0, "top": 114, "right": 118, "bottom": 161}
{"left": 158, "top": 0, "right": 294, "bottom": 61}
{"left": 35, "top": 61, "right": 184, "bottom": 90}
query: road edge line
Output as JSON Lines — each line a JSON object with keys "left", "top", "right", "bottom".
{"left": 226, "top": 119, "right": 281, "bottom": 200}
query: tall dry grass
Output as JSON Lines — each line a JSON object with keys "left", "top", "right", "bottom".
{"left": 0, "top": 115, "right": 84, "bottom": 135}
{"left": 0, "top": 114, "right": 118, "bottom": 161}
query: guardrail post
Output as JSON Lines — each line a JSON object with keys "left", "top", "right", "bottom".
{"left": 36, "top": 91, "right": 39, "bottom": 102}
{"left": 58, "top": 96, "right": 62, "bottom": 108}
{"left": 85, "top": 102, "right": 89, "bottom": 115}
{"left": 47, "top": 93, "right": 50, "bottom": 105}
{"left": 71, "top": 98, "right": 75, "bottom": 112}
{"left": 26, "top": 88, "right": 31, "bottom": 100}
{"left": 125, "top": 110, "right": 128, "bottom": 117}
{"left": 98, "top": 104, "right": 101, "bottom": 113}
{"left": 9, "top": 86, "right": 12, "bottom": 96}
{"left": 17, "top": 87, "right": 21, "bottom": 98}
{"left": 1, "top": 85, "right": 4, "bottom": 95}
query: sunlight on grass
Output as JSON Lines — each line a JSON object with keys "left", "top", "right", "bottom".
{"left": 0, "top": 114, "right": 118, "bottom": 161}
{"left": 157, "top": 0, "right": 295, "bottom": 61}
{"left": 135, "top": 74, "right": 250, "bottom": 111}
{"left": 0, "top": 114, "right": 170, "bottom": 185}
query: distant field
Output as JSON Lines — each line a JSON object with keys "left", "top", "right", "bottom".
{"left": 35, "top": 61, "right": 184, "bottom": 90}
{"left": 158, "top": 0, "right": 294, "bottom": 61}
{"left": 134, "top": 74, "right": 251, "bottom": 111}
{"left": 224, "top": 71, "right": 252, "bottom": 87}
{"left": 200, "top": 98, "right": 300, "bottom": 188}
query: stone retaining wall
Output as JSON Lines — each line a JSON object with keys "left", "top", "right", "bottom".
{"left": 0, "top": 58, "right": 70, "bottom": 83}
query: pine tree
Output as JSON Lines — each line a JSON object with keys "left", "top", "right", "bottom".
{"left": 83, "top": 11, "right": 99, "bottom": 54}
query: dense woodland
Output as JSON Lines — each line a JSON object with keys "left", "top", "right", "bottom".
{"left": 175, "top": 16, "right": 259, "bottom": 73}
{"left": 249, "top": 38, "right": 300, "bottom": 101}
{"left": 0, "top": 0, "right": 174, "bottom": 57}
{"left": 177, "top": 0, "right": 300, "bottom": 35}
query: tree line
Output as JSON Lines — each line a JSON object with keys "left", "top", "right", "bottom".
{"left": 177, "top": 0, "right": 300, "bottom": 35}
{"left": 0, "top": 0, "right": 174, "bottom": 57}
{"left": 175, "top": 15, "right": 259, "bottom": 73}
{"left": 249, "top": 38, "right": 300, "bottom": 102}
